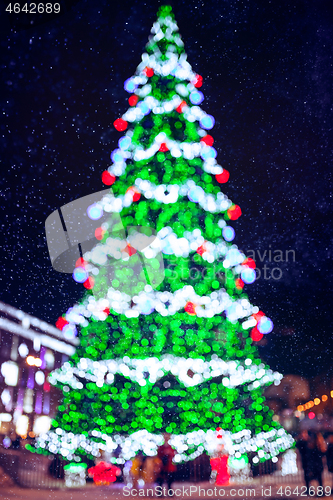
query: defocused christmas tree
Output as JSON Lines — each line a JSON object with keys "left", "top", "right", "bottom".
{"left": 33, "top": 5, "right": 293, "bottom": 466}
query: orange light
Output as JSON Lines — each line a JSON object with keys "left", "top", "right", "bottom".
{"left": 331, "top": 391, "right": 333, "bottom": 398}
{"left": 309, "top": 401, "right": 314, "bottom": 408}
{"left": 297, "top": 405, "right": 304, "bottom": 412}
{"left": 26, "top": 356, "right": 42, "bottom": 367}
{"left": 314, "top": 398, "right": 320, "bottom": 405}
{"left": 322, "top": 395, "right": 328, "bottom": 402}
{"left": 26, "top": 356, "right": 35, "bottom": 366}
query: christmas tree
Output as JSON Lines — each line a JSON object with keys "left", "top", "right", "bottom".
{"left": 35, "top": 5, "right": 293, "bottom": 466}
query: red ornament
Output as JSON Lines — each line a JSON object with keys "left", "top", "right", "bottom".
{"left": 55, "top": 317, "right": 68, "bottom": 331}
{"left": 95, "top": 227, "right": 105, "bottom": 241}
{"left": 124, "top": 244, "right": 137, "bottom": 257}
{"left": 215, "top": 170, "right": 230, "bottom": 183}
{"left": 75, "top": 257, "right": 87, "bottom": 268}
{"left": 242, "top": 257, "right": 256, "bottom": 269}
{"left": 101, "top": 171, "right": 116, "bottom": 186}
{"left": 192, "top": 74, "right": 203, "bottom": 88}
{"left": 88, "top": 461, "right": 121, "bottom": 485}
{"left": 235, "top": 278, "right": 244, "bottom": 289}
{"left": 176, "top": 100, "right": 187, "bottom": 113}
{"left": 113, "top": 118, "right": 128, "bottom": 132}
{"left": 227, "top": 204, "right": 242, "bottom": 220}
{"left": 251, "top": 326, "right": 263, "bottom": 342}
{"left": 144, "top": 67, "right": 154, "bottom": 77}
{"left": 201, "top": 135, "right": 214, "bottom": 146}
{"left": 126, "top": 186, "right": 141, "bottom": 202}
{"left": 83, "top": 277, "right": 94, "bottom": 289}
{"left": 128, "top": 95, "right": 138, "bottom": 106}
{"left": 185, "top": 302, "right": 196, "bottom": 315}
{"left": 159, "top": 142, "right": 169, "bottom": 152}
{"left": 103, "top": 308, "right": 110, "bottom": 316}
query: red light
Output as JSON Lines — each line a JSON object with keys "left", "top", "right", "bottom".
{"left": 192, "top": 74, "right": 203, "bottom": 88}
{"left": 103, "top": 308, "right": 110, "bottom": 316}
{"left": 176, "top": 100, "right": 187, "bottom": 113}
{"left": 185, "top": 302, "right": 196, "bottom": 315}
{"left": 196, "top": 242, "right": 206, "bottom": 256}
{"left": 101, "top": 171, "right": 116, "bottom": 186}
{"left": 242, "top": 257, "right": 256, "bottom": 269}
{"left": 235, "top": 278, "right": 244, "bottom": 289}
{"left": 252, "top": 311, "right": 265, "bottom": 322}
{"left": 159, "top": 142, "right": 169, "bottom": 152}
{"left": 124, "top": 244, "right": 136, "bottom": 257}
{"left": 55, "top": 317, "right": 68, "bottom": 331}
{"left": 144, "top": 67, "right": 154, "bottom": 77}
{"left": 126, "top": 186, "right": 141, "bottom": 202}
{"left": 95, "top": 227, "right": 105, "bottom": 240}
{"left": 83, "top": 277, "right": 94, "bottom": 289}
{"left": 43, "top": 382, "right": 51, "bottom": 392}
{"left": 75, "top": 257, "right": 87, "bottom": 268}
{"left": 113, "top": 118, "right": 128, "bottom": 131}
{"left": 201, "top": 135, "right": 214, "bottom": 146}
{"left": 251, "top": 327, "right": 263, "bottom": 342}
{"left": 227, "top": 204, "right": 242, "bottom": 220}
{"left": 128, "top": 95, "right": 138, "bottom": 106}
{"left": 308, "top": 412, "right": 315, "bottom": 420}
{"left": 215, "top": 170, "right": 230, "bottom": 183}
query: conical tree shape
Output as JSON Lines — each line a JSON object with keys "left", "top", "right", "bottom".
{"left": 35, "top": 6, "right": 293, "bottom": 465}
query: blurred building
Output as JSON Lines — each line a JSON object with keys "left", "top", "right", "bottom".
{"left": 264, "top": 374, "right": 310, "bottom": 410}
{"left": 0, "top": 301, "right": 78, "bottom": 441}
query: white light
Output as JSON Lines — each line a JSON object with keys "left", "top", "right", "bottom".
{"left": 33, "top": 416, "right": 51, "bottom": 435}
{"left": 22, "top": 317, "right": 30, "bottom": 329}
{"left": 1, "top": 389, "right": 11, "bottom": 406}
{"left": 18, "top": 343, "right": 29, "bottom": 357}
{"left": 0, "top": 413, "right": 12, "bottom": 422}
{"left": 1, "top": 361, "right": 19, "bottom": 386}
{"left": 35, "top": 371, "right": 45, "bottom": 385}
{"left": 16, "top": 415, "right": 29, "bottom": 437}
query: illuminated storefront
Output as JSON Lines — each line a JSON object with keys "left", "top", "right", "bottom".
{"left": 0, "top": 301, "right": 78, "bottom": 441}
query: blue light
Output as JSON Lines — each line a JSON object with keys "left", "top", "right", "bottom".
{"left": 140, "top": 299, "right": 155, "bottom": 315}
{"left": 111, "top": 149, "right": 124, "bottom": 163}
{"left": 162, "top": 240, "right": 174, "bottom": 255}
{"left": 258, "top": 317, "right": 273, "bottom": 334}
{"left": 241, "top": 268, "right": 256, "bottom": 284}
{"left": 189, "top": 90, "right": 204, "bottom": 105}
{"left": 118, "top": 136, "right": 131, "bottom": 150}
{"left": 124, "top": 78, "right": 137, "bottom": 93}
{"left": 188, "top": 186, "right": 205, "bottom": 203}
{"left": 199, "top": 114, "right": 215, "bottom": 130}
{"left": 201, "top": 146, "right": 217, "bottom": 160}
{"left": 223, "top": 226, "right": 235, "bottom": 242}
{"left": 87, "top": 203, "right": 103, "bottom": 220}
{"left": 226, "top": 248, "right": 244, "bottom": 266}
{"left": 62, "top": 323, "right": 78, "bottom": 339}
{"left": 137, "top": 101, "right": 150, "bottom": 115}
{"left": 73, "top": 267, "right": 88, "bottom": 283}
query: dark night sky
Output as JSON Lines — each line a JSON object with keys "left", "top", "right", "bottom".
{"left": 0, "top": 0, "right": 332, "bottom": 377}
